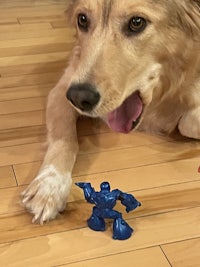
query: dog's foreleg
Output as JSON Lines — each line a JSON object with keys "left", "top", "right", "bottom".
{"left": 22, "top": 64, "right": 79, "bottom": 224}
{"left": 178, "top": 106, "right": 200, "bottom": 140}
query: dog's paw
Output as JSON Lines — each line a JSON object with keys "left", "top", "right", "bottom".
{"left": 178, "top": 107, "right": 200, "bottom": 139}
{"left": 22, "top": 165, "right": 72, "bottom": 224}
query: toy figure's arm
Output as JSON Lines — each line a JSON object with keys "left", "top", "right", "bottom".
{"left": 75, "top": 182, "right": 95, "bottom": 203}
{"left": 118, "top": 191, "right": 141, "bottom": 213}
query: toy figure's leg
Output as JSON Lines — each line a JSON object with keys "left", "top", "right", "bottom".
{"left": 102, "top": 209, "right": 133, "bottom": 240}
{"left": 87, "top": 207, "right": 106, "bottom": 231}
{"left": 102, "top": 209, "right": 123, "bottom": 220}
{"left": 113, "top": 218, "right": 133, "bottom": 240}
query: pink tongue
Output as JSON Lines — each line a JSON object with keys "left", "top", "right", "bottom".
{"left": 108, "top": 91, "right": 143, "bottom": 133}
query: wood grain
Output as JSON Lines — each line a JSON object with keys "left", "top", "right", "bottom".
{"left": 0, "top": 110, "right": 45, "bottom": 130}
{"left": 60, "top": 247, "right": 171, "bottom": 267}
{"left": 14, "top": 157, "right": 200, "bottom": 187}
{"left": 0, "top": 126, "right": 46, "bottom": 148}
{"left": 0, "top": 207, "right": 199, "bottom": 266}
{"left": 0, "top": 180, "right": 200, "bottom": 243}
{"left": 0, "top": 84, "right": 52, "bottom": 101}
{"left": 0, "top": 166, "right": 16, "bottom": 188}
{"left": 0, "top": 1, "right": 199, "bottom": 266}
{"left": 0, "top": 97, "right": 46, "bottom": 115}
{"left": 162, "top": 238, "right": 200, "bottom": 267}
{"left": 0, "top": 72, "right": 61, "bottom": 89}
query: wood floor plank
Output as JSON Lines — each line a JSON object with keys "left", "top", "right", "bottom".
{"left": 14, "top": 156, "right": 200, "bottom": 189}
{"left": 0, "top": 84, "right": 52, "bottom": 101}
{"left": 0, "top": 6, "right": 66, "bottom": 20}
{"left": 0, "top": 114, "right": 109, "bottom": 135}
{"left": 0, "top": 126, "right": 46, "bottom": 148}
{"left": 51, "top": 20, "right": 68, "bottom": 29}
{"left": 79, "top": 157, "right": 200, "bottom": 195}
{"left": 0, "top": 61, "right": 67, "bottom": 77}
{"left": 0, "top": 97, "right": 46, "bottom": 115}
{"left": 0, "top": 28, "right": 72, "bottom": 41}
{"left": 0, "top": 182, "right": 200, "bottom": 243}
{"left": 0, "top": 166, "right": 16, "bottom": 189}
{"left": 0, "top": 207, "right": 199, "bottom": 267}
{"left": 0, "top": 117, "right": 111, "bottom": 148}
{"left": 73, "top": 140, "right": 200, "bottom": 177}
{"left": 77, "top": 131, "right": 164, "bottom": 154}
{"left": 0, "top": 142, "right": 45, "bottom": 167}
{"left": 0, "top": 52, "right": 69, "bottom": 67}
{"left": 0, "top": 19, "right": 18, "bottom": 25}
{"left": 0, "top": 0, "right": 66, "bottom": 8}
{"left": 59, "top": 247, "right": 171, "bottom": 267}
{"left": 0, "top": 180, "right": 200, "bottom": 243}
{"left": 14, "top": 161, "right": 42, "bottom": 186}
{"left": 0, "top": 110, "right": 44, "bottom": 131}
{"left": 10, "top": 139, "right": 199, "bottom": 186}
{"left": 0, "top": 72, "right": 61, "bottom": 89}
{"left": 0, "top": 1, "right": 199, "bottom": 266}
{"left": 0, "top": 43, "right": 72, "bottom": 58}
{"left": 162, "top": 238, "right": 200, "bottom": 267}
{"left": 0, "top": 119, "right": 110, "bottom": 148}
{"left": 1, "top": 132, "right": 199, "bottom": 168}
{"left": 0, "top": 36, "right": 73, "bottom": 49}
{"left": 0, "top": 35, "right": 74, "bottom": 49}
{"left": 19, "top": 15, "right": 66, "bottom": 24}
{"left": 0, "top": 132, "right": 164, "bottom": 167}
{"left": 0, "top": 22, "right": 52, "bottom": 33}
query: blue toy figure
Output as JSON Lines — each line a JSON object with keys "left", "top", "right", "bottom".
{"left": 76, "top": 181, "right": 141, "bottom": 240}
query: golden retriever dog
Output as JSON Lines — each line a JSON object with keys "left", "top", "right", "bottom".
{"left": 22, "top": 0, "right": 200, "bottom": 223}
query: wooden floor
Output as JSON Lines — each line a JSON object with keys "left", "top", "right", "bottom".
{"left": 0, "top": 1, "right": 200, "bottom": 266}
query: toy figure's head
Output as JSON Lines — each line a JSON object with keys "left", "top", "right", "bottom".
{"left": 100, "top": 182, "right": 111, "bottom": 193}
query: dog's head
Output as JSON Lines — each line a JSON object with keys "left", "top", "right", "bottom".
{"left": 66, "top": 0, "right": 200, "bottom": 133}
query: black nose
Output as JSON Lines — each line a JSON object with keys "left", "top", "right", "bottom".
{"left": 66, "top": 83, "right": 100, "bottom": 112}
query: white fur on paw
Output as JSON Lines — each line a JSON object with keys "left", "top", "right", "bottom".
{"left": 22, "top": 165, "right": 72, "bottom": 224}
{"left": 178, "top": 108, "right": 200, "bottom": 139}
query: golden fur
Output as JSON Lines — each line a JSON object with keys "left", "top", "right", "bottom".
{"left": 22, "top": 0, "right": 200, "bottom": 223}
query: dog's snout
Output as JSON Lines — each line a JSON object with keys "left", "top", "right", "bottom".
{"left": 66, "top": 83, "right": 100, "bottom": 112}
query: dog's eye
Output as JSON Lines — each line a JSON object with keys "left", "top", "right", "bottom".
{"left": 77, "top": 13, "right": 89, "bottom": 31}
{"left": 128, "top": 17, "right": 147, "bottom": 34}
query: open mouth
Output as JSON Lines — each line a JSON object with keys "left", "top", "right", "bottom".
{"left": 107, "top": 91, "right": 143, "bottom": 134}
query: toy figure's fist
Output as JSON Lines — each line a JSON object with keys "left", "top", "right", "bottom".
{"left": 120, "top": 193, "right": 141, "bottom": 213}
